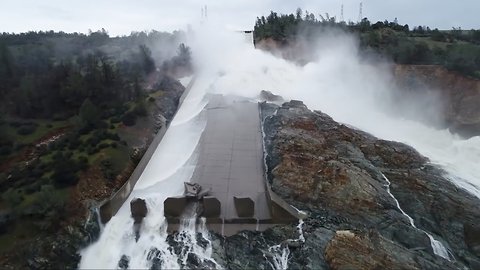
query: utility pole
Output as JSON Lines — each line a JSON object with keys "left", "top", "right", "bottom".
{"left": 205, "top": 5, "right": 208, "bottom": 19}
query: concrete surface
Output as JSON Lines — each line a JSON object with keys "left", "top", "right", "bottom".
{"left": 190, "top": 94, "right": 271, "bottom": 221}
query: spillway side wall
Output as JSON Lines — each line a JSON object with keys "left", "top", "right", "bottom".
{"left": 99, "top": 77, "right": 196, "bottom": 223}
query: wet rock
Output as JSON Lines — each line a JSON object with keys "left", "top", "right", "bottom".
{"left": 259, "top": 90, "right": 284, "bottom": 103}
{"left": 260, "top": 100, "right": 480, "bottom": 269}
{"left": 147, "top": 248, "right": 163, "bottom": 270}
{"left": 464, "top": 223, "right": 480, "bottom": 256}
{"left": 203, "top": 259, "right": 217, "bottom": 269}
{"left": 186, "top": 252, "right": 202, "bottom": 268}
{"left": 27, "top": 256, "right": 50, "bottom": 269}
{"left": 84, "top": 207, "right": 101, "bottom": 243}
{"left": 283, "top": 238, "right": 303, "bottom": 248}
{"left": 209, "top": 233, "right": 227, "bottom": 267}
{"left": 196, "top": 232, "right": 210, "bottom": 249}
{"left": 325, "top": 230, "right": 452, "bottom": 270}
{"left": 118, "top": 255, "right": 130, "bottom": 270}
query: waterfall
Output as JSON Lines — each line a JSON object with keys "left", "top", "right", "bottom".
{"left": 170, "top": 204, "right": 220, "bottom": 269}
{"left": 382, "top": 173, "right": 452, "bottom": 260}
{"left": 264, "top": 219, "right": 305, "bottom": 270}
{"left": 266, "top": 244, "right": 290, "bottom": 270}
{"left": 79, "top": 76, "right": 210, "bottom": 269}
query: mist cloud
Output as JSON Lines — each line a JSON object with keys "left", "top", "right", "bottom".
{"left": 188, "top": 21, "right": 480, "bottom": 197}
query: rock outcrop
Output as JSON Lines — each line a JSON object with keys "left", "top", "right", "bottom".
{"left": 194, "top": 99, "right": 480, "bottom": 269}
{"left": 218, "top": 100, "right": 480, "bottom": 269}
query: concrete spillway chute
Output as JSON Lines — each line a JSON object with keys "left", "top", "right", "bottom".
{"left": 164, "top": 94, "right": 304, "bottom": 235}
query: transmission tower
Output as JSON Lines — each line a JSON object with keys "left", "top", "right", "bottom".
{"left": 358, "top": 2, "right": 363, "bottom": 22}
{"left": 341, "top": 4, "right": 344, "bottom": 22}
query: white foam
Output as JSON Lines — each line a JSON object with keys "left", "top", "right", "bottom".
{"left": 382, "top": 174, "right": 451, "bottom": 260}
{"left": 79, "top": 77, "right": 210, "bottom": 269}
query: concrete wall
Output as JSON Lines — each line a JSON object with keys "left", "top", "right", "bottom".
{"left": 99, "top": 77, "right": 195, "bottom": 224}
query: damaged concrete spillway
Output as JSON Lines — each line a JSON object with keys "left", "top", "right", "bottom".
{"left": 164, "top": 95, "right": 299, "bottom": 235}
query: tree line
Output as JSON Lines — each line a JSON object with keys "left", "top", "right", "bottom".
{"left": 254, "top": 9, "right": 480, "bottom": 78}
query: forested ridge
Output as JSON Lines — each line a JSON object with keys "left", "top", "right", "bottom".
{"left": 254, "top": 9, "right": 480, "bottom": 78}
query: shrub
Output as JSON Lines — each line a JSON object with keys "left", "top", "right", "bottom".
{"left": 86, "top": 136, "right": 101, "bottom": 147}
{"left": 30, "top": 185, "right": 66, "bottom": 231}
{"left": 87, "top": 146, "right": 98, "bottom": 155}
{"left": 78, "top": 156, "right": 89, "bottom": 171}
{"left": 2, "top": 188, "right": 23, "bottom": 207}
{"left": 51, "top": 153, "right": 80, "bottom": 188}
{"left": 100, "top": 159, "right": 116, "bottom": 181}
{"left": 0, "top": 145, "right": 12, "bottom": 156}
{"left": 121, "top": 111, "right": 137, "bottom": 126}
{"left": 53, "top": 114, "right": 69, "bottom": 121}
{"left": 25, "top": 182, "right": 42, "bottom": 194}
{"left": 98, "top": 142, "right": 109, "bottom": 149}
{"left": 133, "top": 100, "right": 148, "bottom": 117}
{"left": 51, "top": 167, "right": 78, "bottom": 188}
{"left": 106, "top": 132, "right": 120, "bottom": 141}
{"left": 17, "top": 124, "right": 37, "bottom": 135}
{"left": 110, "top": 116, "right": 121, "bottom": 124}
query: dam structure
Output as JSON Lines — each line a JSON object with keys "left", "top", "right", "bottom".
{"left": 80, "top": 31, "right": 304, "bottom": 268}
{"left": 164, "top": 94, "right": 302, "bottom": 235}
{"left": 95, "top": 30, "right": 302, "bottom": 235}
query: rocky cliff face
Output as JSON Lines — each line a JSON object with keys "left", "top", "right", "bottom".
{"left": 394, "top": 65, "right": 480, "bottom": 137}
{"left": 209, "top": 100, "right": 480, "bottom": 269}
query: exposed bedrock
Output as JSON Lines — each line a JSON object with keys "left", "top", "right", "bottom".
{"left": 215, "top": 100, "right": 480, "bottom": 269}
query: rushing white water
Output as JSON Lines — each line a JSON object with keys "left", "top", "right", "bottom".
{"left": 190, "top": 24, "right": 480, "bottom": 200}
{"left": 382, "top": 174, "right": 451, "bottom": 260}
{"left": 80, "top": 23, "right": 480, "bottom": 268}
{"left": 266, "top": 244, "right": 290, "bottom": 270}
{"left": 79, "top": 76, "right": 213, "bottom": 269}
{"left": 265, "top": 219, "right": 305, "bottom": 270}
{"left": 171, "top": 205, "right": 219, "bottom": 268}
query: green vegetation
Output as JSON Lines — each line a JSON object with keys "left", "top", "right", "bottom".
{"left": 0, "top": 29, "right": 192, "bottom": 264}
{"left": 254, "top": 9, "right": 480, "bottom": 78}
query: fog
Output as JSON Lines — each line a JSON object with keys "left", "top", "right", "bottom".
{"left": 190, "top": 20, "right": 480, "bottom": 197}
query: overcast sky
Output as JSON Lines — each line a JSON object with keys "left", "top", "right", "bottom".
{"left": 1, "top": 0, "right": 479, "bottom": 36}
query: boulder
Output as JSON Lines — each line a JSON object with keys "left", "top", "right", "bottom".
{"left": 118, "top": 255, "right": 129, "bottom": 270}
